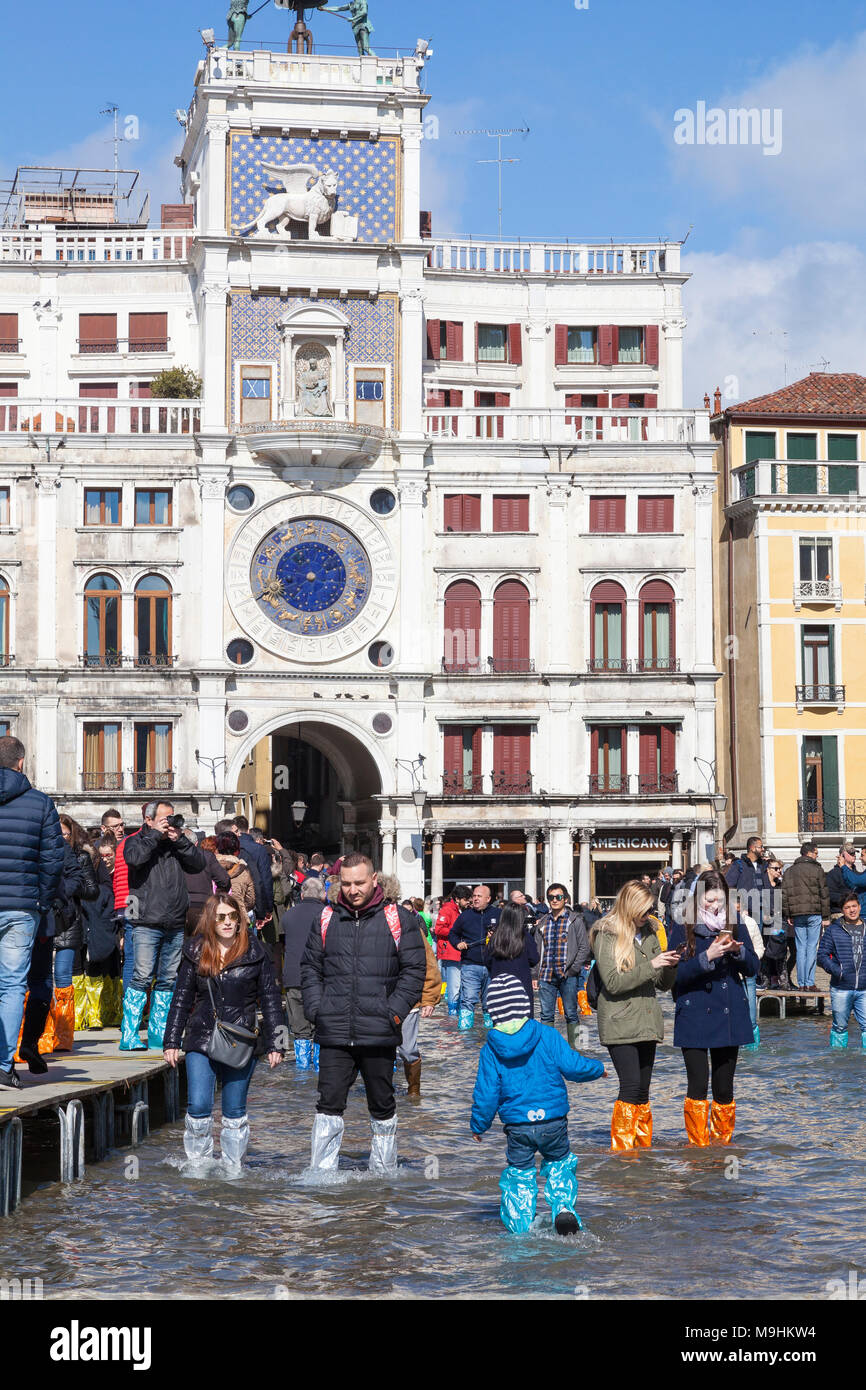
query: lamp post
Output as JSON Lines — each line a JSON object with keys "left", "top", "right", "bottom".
{"left": 195, "top": 750, "right": 227, "bottom": 825}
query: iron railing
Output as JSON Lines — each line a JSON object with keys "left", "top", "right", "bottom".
{"left": 0, "top": 654, "right": 14, "bottom": 667}
{"left": 132, "top": 770, "right": 174, "bottom": 792}
{"left": 795, "top": 684, "right": 845, "bottom": 704}
{"left": 80, "top": 653, "right": 178, "bottom": 669}
{"left": 798, "top": 800, "right": 866, "bottom": 834}
{"left": 587, "top": 657, "right": 632, "bottom": 673}
{"left": 441, "top": 770, "right": 532, "bottom": 797}
{"left": 490, "top": 771, "right": 533, "bottom": 796}
{"left": 588, "top": 773, "right": 632, "bottom": 795}
{"left": 635, "top": 656, "right": 680, "bottom": 673}
{"left": 442, "top": 770, "right": 484, "bottom": 796}
{"left": 488, "top": 656, "right": 535, "bottom": 674}
{"left": 82, "top": 772, "right": 123, "bottom": 792}
{"left": 638, "top": 772, "right": 679, "bottom": 794}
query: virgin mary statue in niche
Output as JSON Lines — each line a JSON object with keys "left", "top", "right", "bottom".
{"left": 295, "top": 342, "right": 333, "bottom": 417}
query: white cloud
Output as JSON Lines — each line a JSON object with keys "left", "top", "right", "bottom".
{"left": 682, "top": 240, "right": 866, "bottom": 406}
{"left": 419, "top": 97, "right": 489, "bottom": 237}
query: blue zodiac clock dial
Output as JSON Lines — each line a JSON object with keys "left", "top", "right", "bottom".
{"left": 251, "top": 517, "right": 372, "bottom": 635}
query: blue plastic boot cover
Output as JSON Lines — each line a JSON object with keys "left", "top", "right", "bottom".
{"left": 312, "top": 1043, "right": 320, "bottom": 1070}
{"left": 147, "top": 989, "right": 173, "bottom": 1050}
{"left": 294, "top": 1038, "right": 312, "bottom": 1069}
{"left": 482, "top": 1013, "right": 493, "bottom": 1028}
{"left": 457, "top": 1009, "right": 475, "bottom": 1030}
{"left": 447, "top": 1000, "right": 460, "bottom": 1016}
{"left": 119, "top": 987, "right": 148, "bottom": 1051}
{"left": 498, "top": 1164, "right": 538, "bottom": 1233}
{"left": 830, "top": 1028, "right": 849, "bottom": 1049}
{"left": 540, "top": 1152, "right": 581, "bottom": 1227}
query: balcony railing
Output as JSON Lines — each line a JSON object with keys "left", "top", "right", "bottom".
{"left": 132, "top": 770, "right": 174, "bottom": 792}
{"left": 0, "top": 229, "right": 193, "bottom": 264}
{"left": 795, "top": 684, "right": 845, "bottom": 706}
{"left": 76, "top": 337, "right": 169, "bottom": 355}
{"left": 586, "top": 657, "right": 681, "bottom": 674}
{"left": 427, "top": 238, "right": 680, "bottom": 276}
{"left": 589, "top": 773, "right": 632, "bottom": 795}
{"left": 80, "top": 653, "right": 123, "bottom": 669}
{"left": 635, "top": 656, "right": 680, "bottom": 673}
{"left": 425, "top": 407, "right": 709, "bottom": 446}
{"left": 0, "top": 338, "right": 21, "bottom": 353}
{"left": 490, "top": 771, "right": 533, "bottom": 796}
{"left": 588, "top": 657, "right": 632, "bottom": 673}
{"left": 439, "top": 657, "right": 536, "bottom": 674}
{"left": 638, "top": 772, "right": 679, "bottom": 794}
{"left": 442, "top": 771, "right": 484, "bottom": 797}
{"left": 441, "top": 658, "right": 483, "bottom": 674}
{"left": 0, "top": 398, "right": 200, "bottom": 436}
{"left": 735, "top": 460, "right": 863, "bottom": 501}
{"left": 798, "top": 800, "right": 866, "bottom": 834}
{"left": 793, "top": 580, "right": 842, "bottom": 610}
{"left": 80, "top": 654, "right": 178, "bottom": 669}
{"left": 82, "top": 772, "right": 123, "bottom": 792}
{"left": 441, "top": 771, "right": 533, "bottom": 797}
{"left": 133, "top": 653, "right": 178, "bottom": 669}
{"left": 0, "top": 654, "right": 14, "bottom": 667}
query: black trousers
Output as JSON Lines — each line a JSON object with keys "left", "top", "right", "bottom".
{"left": 317, "top": 1044, "right": 397, "bottom": 1120}
{"left": 607, "top": 1041, "right": 657, "bottom": 1104}
{"left": 682, "top": 1046, "right": 738, "bottom": 1104}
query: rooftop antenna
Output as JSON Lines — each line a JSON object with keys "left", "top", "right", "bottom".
{"left": 809, "top": 355, "right": 830, "bottom": 373}
{"left": 454, "top": 125, "right": 529, "bottom": 240}
{"left": 100, "top": 104, "right": 122, "bottom": 215}
{"left": 752, "top": 327, "right": 789, "bottom": 386}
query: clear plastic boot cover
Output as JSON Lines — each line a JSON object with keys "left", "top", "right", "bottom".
{"left": 221, "top": 1114, "right": 250, "bottom": 1172}
{"left": 183, "top": 1114, "right": 214, "bottom": 1165}
{"left": 368, "top": 1115, "right": 398, "bottom": 1175}
{"left": 310, "top": 1112, "right": 344, "bottom": 1171}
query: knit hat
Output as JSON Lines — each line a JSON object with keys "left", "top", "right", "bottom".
{"left": 485, "top": 973, "right": 531, "bottom": 1027}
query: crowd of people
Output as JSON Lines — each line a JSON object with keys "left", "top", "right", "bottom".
{"left": 1, "top": 730, "right": 864, "bottom": 1235}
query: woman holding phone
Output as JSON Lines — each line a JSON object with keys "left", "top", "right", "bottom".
{"left": 590, "top": 880, "right": 681, "bottom": 1151}
{"left": 666, "top": 870, "right": 759, "bottom": 1146}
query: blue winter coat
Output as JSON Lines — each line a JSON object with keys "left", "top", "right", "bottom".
{"left": 448, "top": 905, "right": 501, "bottom": 965}
{"left": 817, "top": 918, "right": 866, "bottom": 991}
{"left": 470, "top": 1019, "right": 604, "bottom": 1132}
{"left": 841, "top": 866, "right": 866, "bottom": 919}
{"left": 666, "top": 918, "right": 759, "bottom": 1048}
{"left": 0, "top": 769, "right": 65, "bottom": 916}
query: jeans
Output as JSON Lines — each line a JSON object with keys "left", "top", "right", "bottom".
{"left": 504, "top": 1115, "right": 570, "bottom": 1169}
{"left": 743, "top": 975, "right": 757, "bottom": 1031}
{"left": 793, "top": 914, "right": 822, "bottom": 988}
{"left": 54, "top": 947, "right": 75, "bottom": 989}
{"left": 830, "top": 988, "right": 866, "bottom": 1037}
{"left": 121, "top": 921, "right": 135, "bottom": 992}
{"left": 185, "top": 1048, "right": 256, "bottom": 1119}
{"left": 131, "top": 925, "right": 183, "bottom": 993}
{"left": 458, "top": 962, "right": 489, "bottom": 1014}
{"left": 0, "top": 910, "right": 39, "bottom": 1069}
{"left": 538, "top": 974, "right": 579, "bottom": 1025}
{"left": 440, "top": 961, "right": 461, "bottom": 1009}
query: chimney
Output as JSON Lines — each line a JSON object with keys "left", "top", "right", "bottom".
{"left": 713, "top": 386, "right": 722, "bottom": 414}
{"left": 161, "top": 203, "right": 194, "bottom": 229}
{"left": 419, "top": 210, "right": 432, "bottom": 239}
{"left": 703, "top": 393, "right": 711, "bottom": 410}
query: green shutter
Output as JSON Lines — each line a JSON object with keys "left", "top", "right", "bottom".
{"left": 827, "top": 465, "right": 858, "bottom": 495}
{"left": 787, "top": 464, "right": 818, "bottom": 494}
{"left": 822, "top": 736, "right": 839, "bottom": 830}
{"left": 787, "top": 433, "right": 817, "bottom": 460}
{"left": 745, "top": 431, "right": 775, "bottom": 463}
{"left": 828, "top": 625, "right": 836, "bottom": 684}
{"left": 828, "top": 434, "right": 857, "bottom": 461}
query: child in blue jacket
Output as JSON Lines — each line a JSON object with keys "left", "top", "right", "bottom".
{"left": 470, "top": 972, "right": 606, "bottom": 1235}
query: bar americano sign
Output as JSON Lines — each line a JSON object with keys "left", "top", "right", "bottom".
{"left": 592, "top": 834, "right": 671, "bottom": 850}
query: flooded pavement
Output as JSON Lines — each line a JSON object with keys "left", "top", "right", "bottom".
{"left": 1, "top": 1004, "right": 861, "bottom": 1300}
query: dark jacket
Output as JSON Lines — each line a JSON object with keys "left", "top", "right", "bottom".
{"left": 841, "top": 865, "right": 866, "bottom": 920}
{"left": 484, "top": 931, "right": 540, "bottom": 1007}
{"left": 817, "top": 917, "right": 866, "bottom": 991}
{"left": 239, "top": 833, "right": 274, "bottom": 919}
{"left": 282, "top": 898, "right": 327, "bottom": 990}
{"left": 183, "top": 846, "right": 231, "bottom": 911}
{"left": 448, "top": 905, "right": 501, "bottom": 966}
{"left": 123, "top": 826, "right": 207, "bottom": 930}
{"left": 782, "top": 855, "right": 830, "bottom": 920}
{"left": 533, "top": 908, "right": 591, "bottom": 978}
{"left": 826, "top": 865, "right": 850, "bottom": 914}
{"left": 0, "top": 768, "right": 65, "bottom": 916}
{"left": 725, "top": 855, "right": 769, "bottom": 919}
{"left": 53, "top": 846, "right": 99, "bottom": 951}
{"left": 163, "top": 932, "right": 283, "bottom": 1055}
{"left": 300, "top": 890, "right": 427, "bottom": 1047}
{"left": 667, "top": 918, "right": 759, "bottom": 1048}
{"left": 81, "top": 860, "right": 120, "bottom": 964}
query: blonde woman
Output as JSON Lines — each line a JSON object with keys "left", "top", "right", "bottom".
{"left": 590, "top": 881, "right": 681, "bottom": 1151}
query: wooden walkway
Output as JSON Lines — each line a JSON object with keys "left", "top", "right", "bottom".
{"left": 0, "top": 1029, "right": 184, "bottom": 1217}
{"left": 757, "top": 989, "right": 829, "bottom": 1019}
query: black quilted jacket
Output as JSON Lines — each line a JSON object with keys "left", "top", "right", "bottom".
{"left": 163, "top": 934, "right": 284, "bottom": 1054}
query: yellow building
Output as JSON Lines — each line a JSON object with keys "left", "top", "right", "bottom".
{"left": 713, "top": 373, "right": 866, "bottom": 862}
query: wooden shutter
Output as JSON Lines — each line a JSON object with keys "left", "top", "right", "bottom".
{"left": 0, "top": 381, "right": 17, "bottom": 431}
{"left": 79, "top": 313, "right": 117, "bottom": 350}
{"left": 589, "top": 497, "right": 625, "bottom": 531}
{"left": 494, "top": 725, "right": 531, "bottom": 787}
{"left": 639, "top": 727, "right": 659, "bottom": 788}
{"left": 660, "top": 723, "right": 676, "bottom": 775}
{"left": 161, "top": 203, "right": 194, "bottom": 228}
{"left": 129, "top": 312, "right": 167, "bottom": 350}
{"left": 822, "top": 736, "right": 839, "bottom": 819}
{"left": 427, "top": 390, "right": 446, "bottom": 408}
{"left": 493, "top": 580, "right": 530, "bottom": 670}
{"left": 443, "top": 581, "right": 481, "bottom": 671}
{"left": 645, "top": 324, "right": 660, "bottom": 366}
{"left": 443, "top": 495, "right": 463, "bottom": 530}
{"left": 0, "top": 313, "right": 18, "bottom": 349}
{"left": 508, "top": 322, "right": 522, "bottom": 365}
{"left": 445, "top": 321, "right": 463, "bottom": 360}
{"left": 554, "top": 324, "right": 569, "bottom": 366}
{"left": 493, "top": 496, "right": 529, "bottom": 532}
{"left": 638, "top": 496, "right": 674, "bottom": 532}
{"left": 471, "top": 726, "right": 482, "bottom": 782}
{"left": 645, "top": 393, "right": 658, "bottom": 407}
{"left": 597, "top": 325, "right": 617, "bottom": 365}
{"left": 426, "top": 318, "right": 440, "bottom": 360}
{"left": 0, "top": 383, "right": 18, "bottom": 395}
{"left": 79, "top": 382, "right": 117, "bottom": 433}
{"left": 443, "top": 726, "right": 463, "bottom": 787}
{"left": 463, "top": 494, "right": 481, "bottom": 529}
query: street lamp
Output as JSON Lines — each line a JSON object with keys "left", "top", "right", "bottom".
{"left": 412, "top": 787, "right": 427, "bottom": 810}
{"left": 291, "top": 799, "right": 308, "bottom": 826}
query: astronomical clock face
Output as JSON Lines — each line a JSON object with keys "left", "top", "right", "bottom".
{"left": 252, "top": 518, "right": 372, "bottom": 636}
{"left": 225, "top": 494, "right": 397, "bottom": 663}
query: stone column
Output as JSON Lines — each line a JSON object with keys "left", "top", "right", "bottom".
{"left": 399, "top": 286, "right": 425, "bottom": 437}
{"left": 430, "top": 829, "right": 444, "bottom": 898}
{"left": 401, "top": 124, "right": 423, "bottom": 247}
{"left": 197, "top": 461, "right": 230, "bottom": 665}
{"left": 200, "top": 282, "right": 230, "bottom": 432}
{"left": 548, "top": 825, "right": 574, "bottom": 897}
{"left": 692, "top": 481, "right": 717, "bottom": 673}
{"left": 671, "top": 826, "right": 684, "bottom": 871}
{"left": 545, "top": 480, "right": 571, "bottom": 673}
{"left": 380, "top": 825, "right": 396, "bottom": 876}
{"left": 524, "top": 830, "right": 538, "bottom": 899}
{"left": 396, "top": 475, "right": 427, "bottom": 668}
{"left": 577, "top": 827, "right": 594, "bottom": 905}
{"left": 204, "top": 118, "right": 229, "bottom": 236}
{"left": 35, "top": 695, "right": 60, "bottom": 795}
{"left": 34, "top": 468, "right": 61, "bottom": 666}
{"left": 663, "top": 317, "right": 685, "bottom": 409}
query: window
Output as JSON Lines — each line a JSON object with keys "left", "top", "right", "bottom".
{"left": 135, "top": 489, "right": 172, "bottom": 525}
{"left": 227, "top": 485, "right": 254, "bottom": 512}
{"left": 0, "top": 573, "right": 9, "bottom": 663}
{"left": 828, "top": 434, "right": 857, "bottom": 461}
{"left": 554, "top": 326, "right": 596, "bottom": 365}
{"left": 227, "top": 638, "right": 254, "bottom": 665}
{"left": 637, "top": 496, "right": 674, "bottom": 532}
{"left": 745, "top": 432, "right": 776, "bottom": 463}
{"left": 128, "top": 312, "right": 168, "bottom": 353}
{"left": 801, "top": 735, "right": 839, "bottom": 831}
{"left": 787, "top": 464, "right": 818, "bottom": 495}
{"left": 84, "top": 488, "right": 121, "bottom": 526}
{"left": 0, "top": 313, "right": 18, "bottom": 353}
{"left": 83, "top": 573, "right": 121, "bottom": 667}
{"left": 639, "top": 580, "right": 676, "bottom": 670}
{"left": 474, "top": 391, "right": 508, "bottom": 440}
{"left": 617, "top": 327, "right": 643, "bottom": 363}
{"left": 0, "top": 487, "right": 9, "bottom": 526}
{"left": 82, "top": 723, "right": 122, "bottom": 791}
{"left": 240, "top": 366, "right": 271, "bottom": 425}
{"left": 369, "top": 488, "right": 396, "bottom": 515}
{"left": 476, "top": 323, "right": 521, "bottom": 365}
{"left": 799, "top": 539, "right": 832, "bottom": 585}
{"left": 78, "top": 313, "right": 118, "bottom": 353}
{"left": 589, "top": 496, "right": 626, "bottom": 532}
{"left": 134, "top": 723, "right": 173, "bottom": 791}
{"left": 492, "top": 496, "right": 529, "bottom": 532}
{"left": 0, "top": 383, "right": 18, "bottom": 432}
{"left": 443, "top": 725, "right": 482, "bottom": 794}
{"left": 492, "top": 726, "right": 531, "bottom": 793}
{"left": 79, "top": 382, "right": 117, "bottom": 434}
{"left": 443, "top": 581, "right": 481, "bottom": 672}
{"left": 368, "top": 640, "right": 394, "bottom": 668}
{"left": 801, "top": 625, "right": 834, "bottom": 693}
{"left": 828, "top": 465, "right": 858, "bottom": 495}
{"left": 426, "top": 388, "right": 463, "bottom": 437}
{"left": 590, "top": 581, "right": 626, "bottom": 671}
{"left": 426, "top": 319, "right": 463, "bottom": 361}
{"left": 0, "top": 722, "right": 9, "bottom": 737}
{"left": 134, "top": 575, "right": 172, "bottom": 666}
{"left": 590, "top": 726, "right": 626, "bottom": 793}
{"left": 638, "top": 725, "right": 677, "bottom": 794}
{"left": 492, "top": 580, "right": 531, "bottom": 672}
{"left": 786, "top": 433, "right": 817, "bottom": 460}
{"left": 443, "top": 494, "right": 481, "bottom": 532}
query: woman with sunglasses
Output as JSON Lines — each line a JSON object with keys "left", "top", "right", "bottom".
{"left": 164, "top": 893, "right": 284, "bottom": 1173}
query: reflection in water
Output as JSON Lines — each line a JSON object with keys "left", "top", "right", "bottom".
{"left": 1, "top": 1005, "right": 859, "bottom": 1299}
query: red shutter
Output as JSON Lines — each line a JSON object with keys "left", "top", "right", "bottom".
{"left": 660, "top": 723, "right": 676, "bottom": 776}
{"left": 590, "top": 726, "right": 599, "bottom": 782}
{"left": 129, "top": 312, "right": 167, "bottom": 350}
{"left": 78, "top": 381, "right": 117, "bottom": 433}
{"left": 639, "top": 728, "right": 658, "bottom": 790}
{"left": 645, "top": 393, "right": 658, "bottom": 407}
{"left": 493, "top": 580, "right": 530, "bottom": 671}
{"left": 471, "top": 727, "right": 483, "bottom": 787}
{"left": 508, "top": 322, "right": 522, "bottom": 365}
{"left": 426, "top": 318, "right": 441, "bottom": 360}
{"left": 589, "top": 497, "right": 626, "bottom": 532}
{"left": 597, "top": 325, "right": 617, "bottom": 365}
{"left": 446, "top": 321, "right": 463, "bottom": 360}
{"left": 493, "top": 496, "right": 529, "bottom": 532}
{"left": 494, "top": 392, "right": 510, "bottom": 408}
{"left": 463, "top": 495, "right": 481, "bottom": 530}
{"left": 554, "top": 324, "right": 569, "bottom": 366}
{"left": 597, "top": 393, "right": 609, "bottom": 407}
{"left": 161, "top": 203, "right": 194, "bottom": 228}
{"left": 427, "top": 390, "right": 446, "bottom": 408}
{"left": 78, "top": 313, "right": 117, "bottom": 351}
{"left": 0, "top": 313, "right": 18, "bottom": 349}
{"left": 638, "top": 496, "right": 674, "bottom": 532}
{"left": 494, "top": 725, "right": 530, "bottom": 788}
{"left": 450, "top": 389, "right": 463, "bottom": 406}
{"left": 0, "top": 380, "right": 17, "bottom": 431}
{"left": 564, "top": 392, "right": 581, "bottom": 427}
{"left": 0, "top": 384, "right": 18, "bottom": 395}
{"left": 443, "top": 726, "right": 462, "bottom": 788}
{"left": 443, "top": 581, "right": 481, "bottom": 672}
{"left": 474, "top": 323, "right": 480, "bottom": 359}
{"left": 443, "top": 495, "right": 462, "bottom": 530}
{"left": 645, "top": 324, "right": 659, "bottom": 366}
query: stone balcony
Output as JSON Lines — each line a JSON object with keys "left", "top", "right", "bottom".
{"left": 425, "top": 407, "right": 709, "bottom": 445}
{"left": 237, "top": 417, "right": 387, "bottom": 469}
{"left": 0, "top": 228, "right": 194, "bottom": 264}
{"left": 0, "top": 398, "right": 200, "bottom": 437}
{"left": 426, "top": 238, "right": 680, "bottom": 276}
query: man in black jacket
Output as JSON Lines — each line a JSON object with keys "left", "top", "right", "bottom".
{"left": 827, "top": 844, "right": 857, "bottom": 916}
{"left": 301, "top": 852, "right": 426, "bottom": 1174}
{"left": 229, "top": 815, "right": 274, "bottom": 927}
{"left": 120, "top": 801, "right": 206, "bottom": 1052}
{"left": 282, "top": 875, "right": 327, "bottom": 1069}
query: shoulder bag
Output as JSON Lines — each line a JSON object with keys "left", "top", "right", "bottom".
{"left": 203, "top": 974, "right": 258, "bottom": 1069}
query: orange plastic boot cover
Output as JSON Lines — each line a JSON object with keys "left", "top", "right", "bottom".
{"left": 709, "top": 1100, "right": 736, "bottom": 1145}
{"left": 610, "top": 1100, "right": 640, "bottom": 1152}
{"left": 684, "top": 1097, "right": 711, "bottom": 1147}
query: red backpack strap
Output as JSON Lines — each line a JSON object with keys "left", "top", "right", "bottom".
{"left": 384, "top": 902, "right": 402, "bottom": 948}
{"left": 320, "top": 905, "right": 333, "bottom": 944}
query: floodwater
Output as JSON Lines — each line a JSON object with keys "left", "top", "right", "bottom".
{"left": 1, "top": 1003, "right": 862, "bottom": 1300}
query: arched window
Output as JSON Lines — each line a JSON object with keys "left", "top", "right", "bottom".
{"left": 0, "top": 573, "right": 9, "bottom": 665}
{"left": 443, "top": 580, "right": 481, "bottom": 673}
{"left": 590, "top": 580, "right": 626, "bottom": 672}
{"left": 639, "top": 579, "right": 676, "bottom": 671}
{"left": 83, "top": 573, "right": 121, "bottom": 667}
{"left": 135, "top": 574, "right": 173, "bottom": 667}
{"left": 492, "top": 579, "right": 530, "bottom": 673}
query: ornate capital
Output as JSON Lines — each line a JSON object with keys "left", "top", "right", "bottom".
{"left": 201, "top": 281, "right": 230, "bottom": 302}
{"left": 664, "top": 318, "right": 687, "bottom": 336}
{"left": 546, "top": 482, "right": 570, "bottom": 507}
{"left": 207, "top": 117, "right": 231, "bottom": 138}
{"left": 432, "top": 829, "right": 444, "bottom": 845}
{"left": 578, "top": 827, "right": 595, "bottom": 845}
{"left": 397, "top": 477, "right": 427, "bottom": 504}
{"left": 691, "top": 481, "right": 716, "bottom": 501}
{"left": 199, "top": 473, "right": 227, "bottom": 501}
{"left": 525, "top": 829, "right": 538, "bottom": 845}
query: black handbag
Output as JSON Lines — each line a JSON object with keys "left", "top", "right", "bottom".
{"left": 203, "top": 975, "right": 258, "bottom": 1069}
{"left": 585, "top": 960, "right": 602, "bottom": 1010}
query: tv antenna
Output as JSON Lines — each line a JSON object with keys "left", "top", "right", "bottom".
{"left": 454, "top": 125, "right": 529, "bottom": 239}
{"left": 100, "top": 104, "right": 123, "bottom": 212}
{"left": 752, "top": 327, "right": 789, "bottom": 385}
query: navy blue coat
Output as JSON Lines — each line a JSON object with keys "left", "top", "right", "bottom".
{"left": 667, "top": 918, "right": 759, "bottom": 1048}
{"left": 0, "top": 769, "right": 65, "bottom": 916}
{"left": 239, "top": 834, "right": 274, "bottom": 919}
{"left": 817, "top": 918, "right": 866, "bottom": 991}
{"left": 841, "top": 866, "right": 866, "bottom": 920}
{"left": 447, "top": 905, "right": 501, "bottom": 965}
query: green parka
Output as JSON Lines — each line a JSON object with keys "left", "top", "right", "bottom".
{"left": 593, "top": 924, "right": 677, "bottom": 1046}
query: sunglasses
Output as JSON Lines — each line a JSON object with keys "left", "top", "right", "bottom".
{"left": 548, "top": 894, "right": 565, "bottom": 902}
{"left": 216, "top": 913, "right": 239, "bottom": 923}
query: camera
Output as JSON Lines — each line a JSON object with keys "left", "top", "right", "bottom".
{"left": 166, "top": 813, "right": 185, "bottom": 830}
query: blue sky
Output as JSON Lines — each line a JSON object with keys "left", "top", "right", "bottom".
{"left": 3, "top": 0, "right": 866, "bottom": 401}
